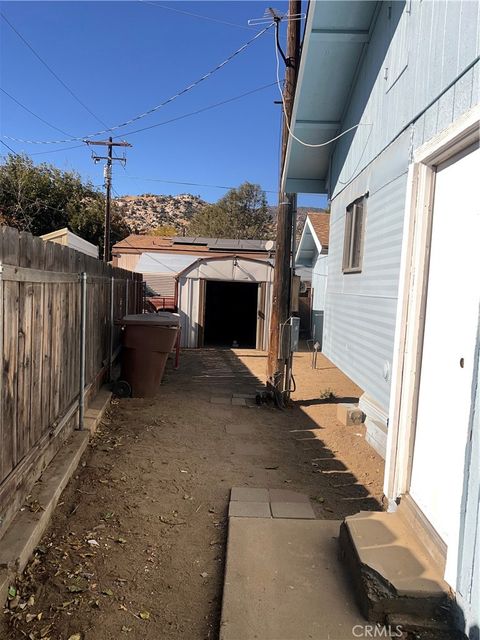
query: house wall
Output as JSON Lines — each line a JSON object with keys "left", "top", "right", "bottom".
{"left": 311, "top": 252, "right": 328, "bottom": 346}
{"left": 113, "top": 252, "right": 140, "bottom": 271}
{"left": 323, "top": 0, "right": 479, "bottom": 455}
{"left": 330, "top": 0, "right": 480, "bottom": 196}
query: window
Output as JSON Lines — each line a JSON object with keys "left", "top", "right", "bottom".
{"left": 342, "top": 195, "right": 367, "bottom": 273}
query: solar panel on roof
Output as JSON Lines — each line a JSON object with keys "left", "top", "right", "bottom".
{"left": 173, "top": 236, "right": 208, "bottom": 246}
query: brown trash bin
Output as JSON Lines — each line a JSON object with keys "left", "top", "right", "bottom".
{"left": 120, "top": 313, "right": 179, "bottom": 397}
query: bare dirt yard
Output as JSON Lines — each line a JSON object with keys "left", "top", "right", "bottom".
{"left": 1, "top": 348, "right": 384, "bottom": 640}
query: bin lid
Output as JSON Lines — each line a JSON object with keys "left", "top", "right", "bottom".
{"left": 121, "top": 313, "right": 179, "bottom": 327}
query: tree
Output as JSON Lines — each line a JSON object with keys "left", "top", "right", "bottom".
{"left": 188, "top": 182, "right": 272, "bottom": 239}
{"left": 151, "top": 224, "right": 177, "bottom": 237}
{"left": 0, "top": 153, "right": 128, "bottom": 251}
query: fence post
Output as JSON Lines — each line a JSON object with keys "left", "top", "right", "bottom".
{"left": 125, "top": 277, "right": 129, "bottom": 316}
{"left": 78, "top": 272, "right": 87, "bottom": 430}
{"left": 109, "top": 275, "right": 114, "bottom": 381}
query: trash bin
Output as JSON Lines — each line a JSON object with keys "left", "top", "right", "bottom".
{"left": 120, "top": 313, "right": 179, "bottom": 397}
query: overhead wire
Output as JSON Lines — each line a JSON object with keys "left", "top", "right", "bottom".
{"left": 273, "top": 21, "right": 371, "bottom": 148}
{"left": 122, "top": 175, "right": 277, "bottom": 194}
{"left": 113, "top": 81, "right": 277, "bottom": 138}
{"left": 2, "top": 23, "right": 274, "bottom": 145}
{"left": 30, "top": 144, "right": 85, "bottom": 156}
{"left": 0, "top": 87, "right": 74, "bottom": 137}
{"left": 0, "top": 11, "right": 109, "bottom": 130}
{"left": 5, "top": 81, "right": 277, "bottom": 156}
{"left": 0, "top": 139, "right": 17, "bottom": 155}
{"left": 138, "top": 0, "right": 255, "bottom": 31}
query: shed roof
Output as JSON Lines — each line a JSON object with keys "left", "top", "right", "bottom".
{"left": 282, "top": 1, "right": 379, "bottom": 194}
{"left": 112, "top": 235, "right": 273, "bottom": 255}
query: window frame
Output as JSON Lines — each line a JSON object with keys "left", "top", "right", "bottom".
{"left": 342, "top": 194, "right": 367, "bottom": 274}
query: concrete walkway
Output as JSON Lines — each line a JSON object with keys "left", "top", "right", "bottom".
{"left": 220, "top": 515, "right": 365, "bottom": 640}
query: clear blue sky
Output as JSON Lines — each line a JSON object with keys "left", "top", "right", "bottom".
{"left": 0, "top": 1, "right": 327, "bottom": 208}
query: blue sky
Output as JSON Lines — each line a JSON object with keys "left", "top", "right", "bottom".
{"left": 0, "top": 0, "right": 327, "bottom": 209}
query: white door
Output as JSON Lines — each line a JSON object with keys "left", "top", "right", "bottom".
{"left": 409, "top": 145, "right": 480, "bottom": 587}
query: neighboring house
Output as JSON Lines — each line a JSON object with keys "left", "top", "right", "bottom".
{"left": 112, "top": 235, "right": 275, "bottom": 350}
{"left": 295, "top": 212, "right": 329, "bottom": 347}
{"left": 41, "top": 227, "right": 99, "bottom": 259}
{"left": 283, "top": 1, "right": 479, "bottom": 635}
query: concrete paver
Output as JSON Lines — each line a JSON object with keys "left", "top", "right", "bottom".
{"left": 228, "top": 501, "right": 271, "bottom": 518}
{"left": 268, "top": 489, "right": 309, "bottom": 503}
{"left": 270, "top": 501, "right": 316, "bottom": 519}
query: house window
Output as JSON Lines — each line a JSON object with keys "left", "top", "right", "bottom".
{"left": 342, "top": 196, "right": 367, "bottom": 273}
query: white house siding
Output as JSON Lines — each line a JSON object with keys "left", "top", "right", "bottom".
{"left": 323, "top": 0, "right": 479, "bottom": 456}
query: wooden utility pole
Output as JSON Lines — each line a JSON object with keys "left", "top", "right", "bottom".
{"left": 267, "top": 0, "right": 301, "bottom": 400}
{"left": 86, "top": 137, "right": 132, "bottom": 262}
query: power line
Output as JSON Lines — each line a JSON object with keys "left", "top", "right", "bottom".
{"left": 2, "top": 23, "right": 274, "bottom": 145}
{"left": 139, "top": 0, "right": 254, "bottom": 31}
{"left": 30, "top": 144, "right": 85, "bottom": 156}
{"left": 0, "top": 139, "right": 17, "bottom": 155}
{"left": 0, "top": 87, "right": 74, "bottom": 137}
{"left": 113, "top": 81, "right": 277, "bottom": 138}
{"left": 5, "top": 81, "right": 276, "bottom": 158}
{"left": 0, "top": 11, "right": 109, "bottom": 130}
{"left": 122, "top": 175, "right": 277, "bottom": 194}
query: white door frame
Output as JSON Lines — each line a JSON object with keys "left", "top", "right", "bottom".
{"left": 384, "top": 105, "right": 480, "bottom": 507}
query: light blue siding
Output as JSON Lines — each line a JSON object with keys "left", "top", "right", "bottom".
{"left": 324, "top": 130, "right": 409, "bottom": 413}
{"left": 311, "top": 253, "right": 328, "bottom": 345}
{"left": 324, "top": 0, "right": 479, "bottom": 415}
{"left": 330, "top": 0, "right": 480, "bottom": 196}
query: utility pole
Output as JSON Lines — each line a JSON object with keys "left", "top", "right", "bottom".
{"left": 86, "top": 137, "right": 132, "bottom": 262}
{"left": 267, "top": 0, "right": 301, "bottom": 403}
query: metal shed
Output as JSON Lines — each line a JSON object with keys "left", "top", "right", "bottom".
{"left": 176, "top": 255, "right": 274, "bottom": 350}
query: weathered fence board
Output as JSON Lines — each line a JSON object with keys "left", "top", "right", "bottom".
{"left": 0, "top": 225, "right": 143, "bottom": 540}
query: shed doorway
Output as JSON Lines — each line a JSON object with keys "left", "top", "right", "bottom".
{"left": 203, "top": 280, "right": 258, "bottom": 348}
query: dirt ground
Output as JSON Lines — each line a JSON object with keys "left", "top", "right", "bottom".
{"left": 1, "top": 348, "right": 384, "bottom": 640}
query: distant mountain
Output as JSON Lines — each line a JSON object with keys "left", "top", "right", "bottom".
{"left": 114, "top": 193, "right": 326, "bottom": 237}
{"left": 114, "top": 193, "right": 207, "bottom": 234}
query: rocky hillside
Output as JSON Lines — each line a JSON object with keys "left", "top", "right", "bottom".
{"left": 114, "top": 193, "right": 206, "bottom": 234}
{"left": 114, "top": 193, "right": 325, "bottom": 237}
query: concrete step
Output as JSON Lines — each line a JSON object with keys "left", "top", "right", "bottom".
{"left": 339, "top": 510, "right": 457, "bottom": 630}
{"left": 387, "top": 613, "right": 467, "bottom": 639}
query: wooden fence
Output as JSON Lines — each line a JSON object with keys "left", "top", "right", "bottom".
{"left": 0, "top": 226, "right": 143, "bottom": 539}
